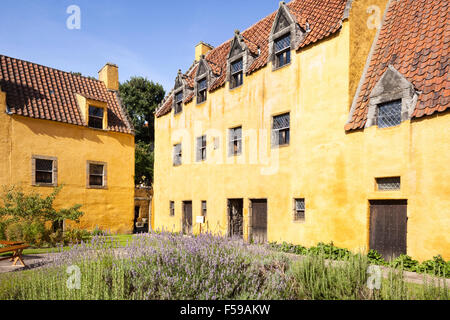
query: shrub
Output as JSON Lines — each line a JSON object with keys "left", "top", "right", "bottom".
{"left": 0, "top": 221, "right": 7, "bottom": 240}
{"left": 63, "top": 229, "right": 91, "bottom": 245}
{"left": 368, "top": 249, "right": 387, "bottom": 266}
{"left": 5, "top": 222, "right": 25, "bottom": 242}
{"left": 390, "top": 255, "right": 420, "bottom": 271}
{"left": 416, "top": 256, "right": 449, "bottom": 278}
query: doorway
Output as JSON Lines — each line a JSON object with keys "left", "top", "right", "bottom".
{"left": 251, "top": 199, "right": 267, "bottom": 244}
{"left": 369, "top": 200, "right": 407, "bottom": 260}
{"left": 182, "top": 201, "right": 193, "bottom": 234}
{"left": 228, "top": 199, "right": 244, "bottom": 238}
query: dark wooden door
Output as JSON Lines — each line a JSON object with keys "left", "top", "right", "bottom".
{"left": 182, "top": 201, "right": 193, "bottom": 234}
{"left": 251, "top": 199, "right": 267, "bottom": 243}
{"left": 370, "top": 200, "right": 407, "bottom": 260}
{"left": 228, "top": 199, "right": 243, "bottom": 238}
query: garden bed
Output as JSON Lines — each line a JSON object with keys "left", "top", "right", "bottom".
{"left": 0, "top": 233, "right": 448, "bottom": 300}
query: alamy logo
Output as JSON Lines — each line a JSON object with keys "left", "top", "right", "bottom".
{"left": 367, "top": 265, "right": 382, "bottom": 290}
{"left": 66, "top": 265, "right": 81, "bottom": 290}
{"left": 66, "top": 5, "right": 81, "bottom": 30}
{"left": 366, "top": 5, "right": 382, "bottom": 30}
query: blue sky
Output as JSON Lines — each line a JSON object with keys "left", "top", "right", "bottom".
{"left": 0, "top": 0, "right": 278, "bottom": 92}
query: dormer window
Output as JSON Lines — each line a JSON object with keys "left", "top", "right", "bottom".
{"left": 274, "top": 34, "right": 291, "bottom": 68}
{"left": 174, "top": 91, "right": 183, "bottom": 115}
{"left": 88, "top": 106, "right": 104, "bottom": 129}
{"left": 230, "top": 59, "right": 244, "bottom": 89}
{"left": 377, "top": 100, "right": 402, "bottom": 128}
{"left": 197, "top": 78, "right": 207, "bottom": 104}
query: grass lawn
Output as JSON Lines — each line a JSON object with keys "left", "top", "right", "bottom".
{"left": 0, "top": 234, "right": 135, "bottom": 256}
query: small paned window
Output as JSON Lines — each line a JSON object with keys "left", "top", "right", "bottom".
{"left": 376, "top": 177, "right": 401, "bottom": 191}
{"left": 197, "top": 78, "right": 207, "bottom": 104}
{"left": 201, "top": 201, "right": 207, "bottom": 217}
{"left": 272, "top": 113, "right": 290, "bottom": 147}
{"left": 230, "top": 59, "right": 244, "bottom": 89}
{"left": 35, "top": 159, "right": 54, "bottom": 184}
{"left": 377, "top": 100, "right": 402, "bottom": 128}
{"left": 174, "top": 91, "right": 183, "bottom": 115}
{"left": 274, "top": 34, "right": 291, "bottom": 68}
{"left": 173, "top": 143, "right": 182, "bottom": 166}
{"left": 88, "top": 106, "right": 104, "bottom": 129}
{"left": 196, "top": 135, "right": 207, "bottom": 162}
{"left": 229, "top": 126, "right": 242, "bottom": 156}
{"left": 294, "top": 199, "right": 305, "bottom": 222}
{"left": 88, "top": 162, "right": 106, "bottom": 188}
{"left": 170, "top": 201, "right": 175, "bottom": 216}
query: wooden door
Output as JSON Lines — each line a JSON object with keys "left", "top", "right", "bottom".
{"left": 370, "top": 200, "right": 407, "bottom": 260}
{"left": 228, "top": 199, "right": 243, "bottom": 238}
{"left": 182, "top": 201, "right": 193, "bottom": 234}
{"left": 251, "top": 199, "right": 267, "bottom": 243}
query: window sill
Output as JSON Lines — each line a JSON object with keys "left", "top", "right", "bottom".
{"left": 293, "top": 220, "right": 306, "bottom": 224}
{"left": 229, "top": 84, "right": 243, "bottom": 92}
{"left": 196, "top": 100, "right": 207, "bottom": 106}
{"left": 33, "top": 183, "right": 57, "bottom": 188}
{"left": 272, "top": 62, "right": 291, "bottom": 72}
{"left": 87, "top": 186, "right": 108, "bottom": 190}
{"left": 271, "top": 143, "right": 290, "bottom": 149}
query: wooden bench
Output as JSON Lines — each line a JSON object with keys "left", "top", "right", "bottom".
{"left": 0, "top": 244, "right": 30, "bottom": 267}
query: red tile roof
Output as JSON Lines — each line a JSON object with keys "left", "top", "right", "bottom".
{"left": 0, "top": 55, "right": 133, "bottom": 134}
{"left": 346, "top": 0, "right": 449, "bottom": 131}
{"left": 157, "top": 0, "right": 348, "bottom": 117}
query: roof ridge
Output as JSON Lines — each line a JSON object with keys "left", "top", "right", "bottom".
{"left": 0, "top": 54, "right": 102, "bottom": 84}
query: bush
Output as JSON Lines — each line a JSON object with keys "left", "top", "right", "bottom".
{"left": 0, "top": 185, "right": 84, "bottom": 247}
{"left": 63, "top": 229, "right": 91, "bottom": 245}
{"left": 368, "top": 249, "right": 387, "bottom": 266}
{"left": 288, "top": 253, "right": 371, "bottom": 300}
{"left": 390, "top": 255, "right": 420, "bottom": 271}
{"left": 5, "top": 222, "right": 24, "bottom": 242}
{"left": 0, "top": 221, "right": 7, "bottom": 240}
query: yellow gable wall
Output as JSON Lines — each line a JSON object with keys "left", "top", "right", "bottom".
{"left": 0, "top": 97, "right": 135, "bottom": 234}
{"left": 154, "top": 18, "right": 450, "bottom": 262}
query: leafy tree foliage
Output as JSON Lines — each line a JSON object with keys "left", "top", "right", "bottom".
{"left": 119, "top": 77, "right": 165, "bottom": 144}
{"left": 119, "top": 77, "right": 165, "bottom": 185}
{"left": 0, "top": 185, "right": 84, "bottom": 225}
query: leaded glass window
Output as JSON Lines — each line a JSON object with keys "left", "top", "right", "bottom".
{"left": 173, "top": 143, "right": 182, "bottom": 166}
{"left": 174, "top": 91, "right": 183, "bottom": 114}
{"left": 376, "top": 177, "right": 401, "bottom": 191}
{"left": 377, "top": 100, "right": 402, "bottom": 128}
{"left": 230, "top": 59, "right": 243, "bottom": 89}
{"left": 88, "top": 106, "right": 104, "bottom": 129}
{"left": 274, "top": 34, "right": 291, "bottom": 68}
{"left": 35, "top": 159, "right": 54, "bottom": 184}
{"left": 196, "top": 135, "right": 207, "bottom": 162}
{"left": 294, "top": 199, "right": 305, "bottom": 222}
{"left": 272, "top": 113, "right": 290, "bottom": 147}
{"left": 197, "top": 78, "right": 207, "bottom": 104}
{"left": 229, "top": 126, "right": 242, "bottom": 156}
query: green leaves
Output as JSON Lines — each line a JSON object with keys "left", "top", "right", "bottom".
{"left": 0, "top": 185, "right": 84, "bottom": 226}
{"left": 119, "top": 76, "right": 165, "bottom": 185}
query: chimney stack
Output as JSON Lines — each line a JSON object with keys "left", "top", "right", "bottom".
{"left": 195, "top": 42, "right": 214, "bottom": 61}
{"left": 98, "top": 63, "right": 119, "bottom": 91}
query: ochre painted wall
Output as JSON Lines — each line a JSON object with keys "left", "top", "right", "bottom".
{"left": 154, "top": 19, "right": 450, "bottom": 261}
{"left": 349, "top": 0, "right": 390, "bottom": 102}
{"left": 0, "top": 93, "right": 135, "bottom": 234}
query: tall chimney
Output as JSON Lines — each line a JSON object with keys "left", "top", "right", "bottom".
{"left": 98, "top": 63, "right": 119, "bottom": 91}
{"left": 195, "top": 42, "right": 214, "bottom": 61}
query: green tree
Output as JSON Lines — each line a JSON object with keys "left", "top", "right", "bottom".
{"left": 119, "top": 77, "right": 165, "bottom": 185}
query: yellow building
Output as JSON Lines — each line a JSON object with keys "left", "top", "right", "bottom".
{"left": 154, "top": 0, "right": 449, "bottom": 261}
{"left": 0, "top": 56, "right": 135, "bottom": 234}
